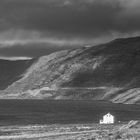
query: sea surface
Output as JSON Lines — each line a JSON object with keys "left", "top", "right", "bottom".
{"left": 0, "top": 100, "right": 140, "bottom": 126}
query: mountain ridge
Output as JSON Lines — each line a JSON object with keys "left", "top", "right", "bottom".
{"left": 1, "top": 37, "right": 140, "bottom": 104}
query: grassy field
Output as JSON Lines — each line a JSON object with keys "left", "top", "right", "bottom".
{"left": 0, "top": 123, "right": 119, "bottom": 140}
{"left": 0, "top": 121, "right": 140, "bottom": 140}
{"left": 0, "top": 100, "right": 140, "bottom": 139}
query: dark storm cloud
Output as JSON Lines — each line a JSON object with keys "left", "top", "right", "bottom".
{"left": 0, "top": 0, "right": 140, "bottom": 36}
{"left": 0, "top": 0, "right": 121, "bottom": 36}
{"left": 0, "top": 0, "right": 140, "bottom": 58}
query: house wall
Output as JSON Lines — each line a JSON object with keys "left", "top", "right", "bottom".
{"left": 100, "top": 113, "right": 115, "bottom": 124}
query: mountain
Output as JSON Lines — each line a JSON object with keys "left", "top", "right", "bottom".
{"left": 1, "top": 36, "right": 140, "bottom": 104}
{"left": 0, "top": 59, "right": 35, "bottom": 90}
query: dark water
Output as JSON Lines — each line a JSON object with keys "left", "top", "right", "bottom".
{"left": 0, "top": 100, "right": 140, "bottom": 125}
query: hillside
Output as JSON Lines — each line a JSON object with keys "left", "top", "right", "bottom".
{"left": 1, "top": 37, "right": 140, "bottom": 104}
{"left": 0, "top": 59, "right": 35, "bottom": 90}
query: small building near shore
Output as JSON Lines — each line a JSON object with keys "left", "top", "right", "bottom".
{"left": 100, "top": 113, "right": 115, "bottom": 124}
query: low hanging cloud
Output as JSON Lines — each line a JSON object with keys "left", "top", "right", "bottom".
{"left": 0, "top": 0, "right": 140, "bottom": 58}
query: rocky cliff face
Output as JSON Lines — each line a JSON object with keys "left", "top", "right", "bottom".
{"left": 1, "top": 37, "right": 140, "bottom": 104}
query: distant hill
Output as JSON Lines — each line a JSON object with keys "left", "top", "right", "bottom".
{"left": 0, "top": 59, "right": 35, "bottom": 90}
{"left": 1, "top": 36, "right": 140, "bottom": 104}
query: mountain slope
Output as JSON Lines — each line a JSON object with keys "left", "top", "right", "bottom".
{"left": 1, "top": 37, "right": 140, "bottom": 104}
{"left": 0, "top": 59, "right": 35, "bottom": 90}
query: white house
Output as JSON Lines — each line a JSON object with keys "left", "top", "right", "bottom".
{"left": 99, "top": 113, "right": 115, "bottom": 124}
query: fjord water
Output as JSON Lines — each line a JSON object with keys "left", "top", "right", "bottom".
{"left": 0, "top": 100, "right": 140, "bottom": 126}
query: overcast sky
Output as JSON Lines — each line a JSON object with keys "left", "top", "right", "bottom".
{"left": 0, "top": 0, "right": 140, "bottom": 59}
